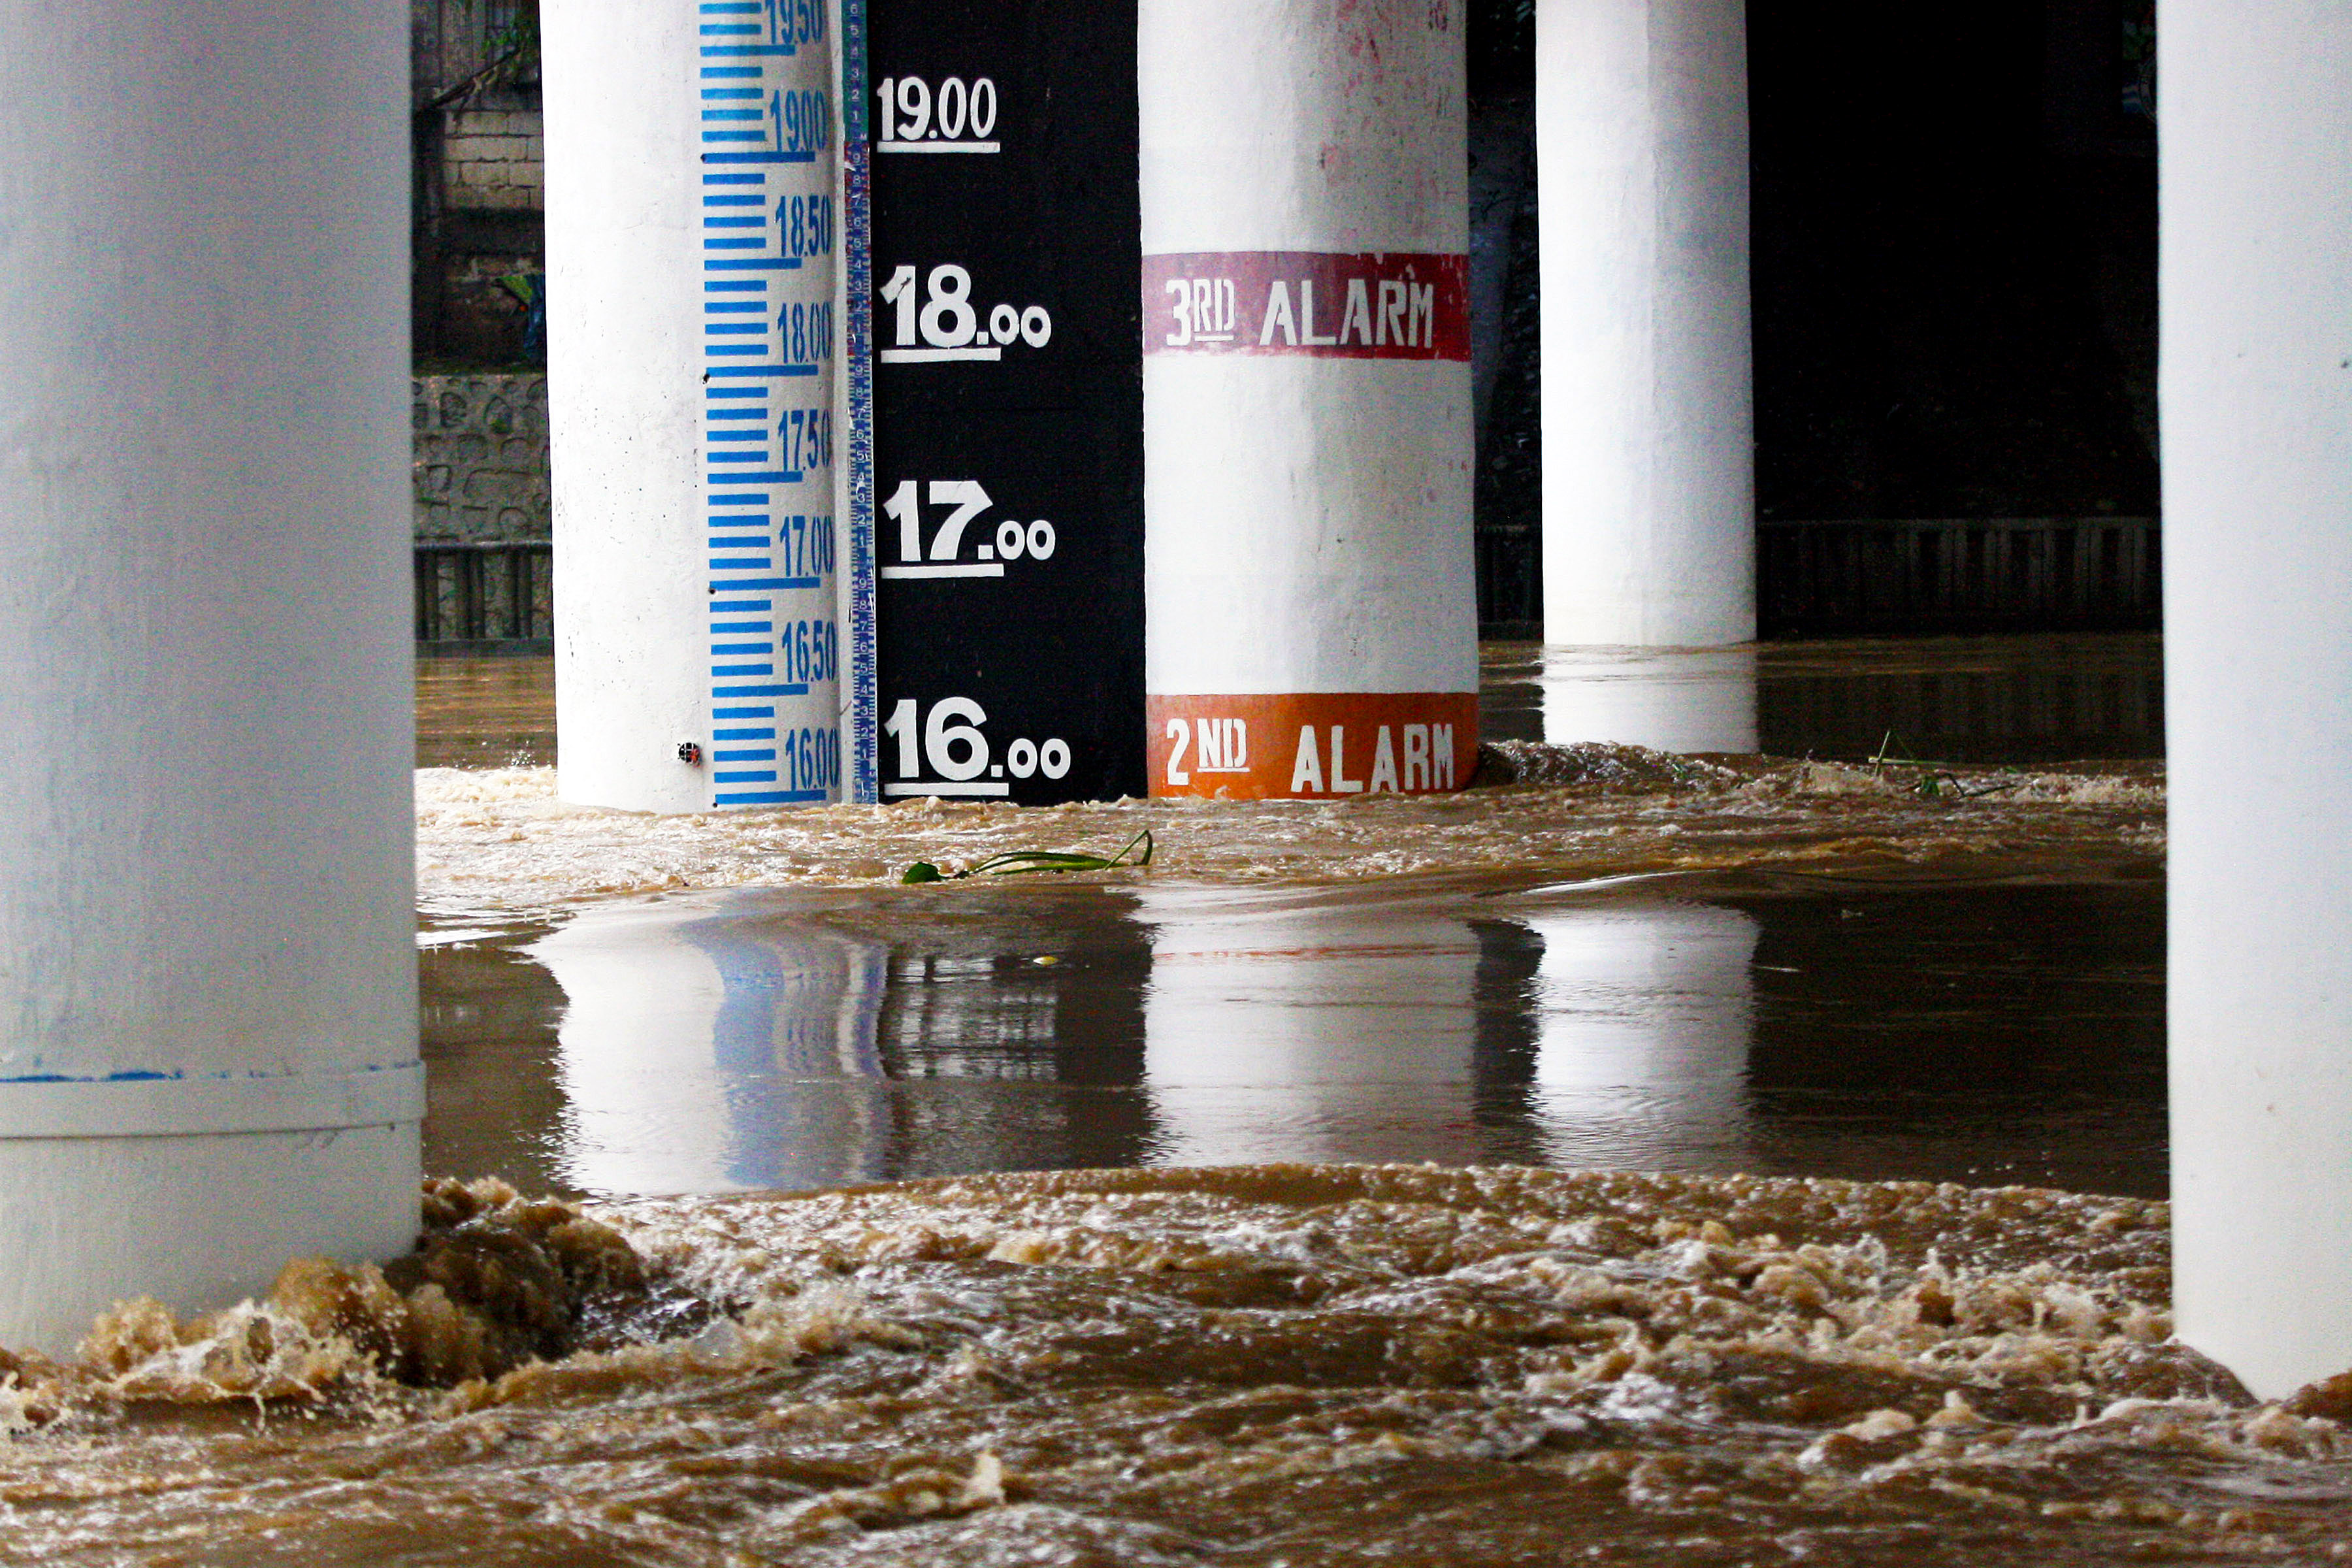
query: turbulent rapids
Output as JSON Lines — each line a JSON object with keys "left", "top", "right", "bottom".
{"left": 3, "top": 1166, "right": 2347, "bottom": 1565}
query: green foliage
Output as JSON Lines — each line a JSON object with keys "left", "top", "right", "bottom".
{"left": 901, "top": 830, "right": 1153, "bottom": 885}
{"left": 1867, "top": 733, "right": 2026, "bottom": 800}
{"left": 431, "top": 0, "right": 539, "bottom": 105}
{"left": 489, "top": 0, "right": 540, "bottom": 74}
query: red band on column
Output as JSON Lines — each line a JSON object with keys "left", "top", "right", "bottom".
{"left": 1148, "top": 693, "right": 1480, "bottom": 800}
{"left": 1142, "top": 252, "right": 1471, "bottom": 361}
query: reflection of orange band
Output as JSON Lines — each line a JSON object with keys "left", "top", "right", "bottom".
{"left": 1148, "top": 693, "right": 1480, "bottom": 800}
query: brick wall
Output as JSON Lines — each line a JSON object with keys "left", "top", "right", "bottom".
{"left": 443, "top": 106, "right": 543, "bottom": 212}
{"left": 414, "top": 374, "right": 549, "bottom": 541}
{"left": 412, "top": 0, "right": 544, "bottom": 363}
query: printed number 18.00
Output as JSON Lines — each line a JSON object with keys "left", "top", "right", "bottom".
{"left": 878, "top": 266, "right": 1052, "bottom": 353}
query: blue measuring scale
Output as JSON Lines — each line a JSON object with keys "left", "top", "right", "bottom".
{"left": 696, "top": 0, "right": 845, "bottom": 806}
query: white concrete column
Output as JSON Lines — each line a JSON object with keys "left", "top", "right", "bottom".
{"left": 546, "top": 0, "right": 845, "bottom": 813}
{"left": 1540, "top": 645, "right": 1759, "bottom": 753}
{"left": 0, "top": 0, "right": 419, "bottom": 1354}
{"left": 1538, "top": 0, "right": 1754, "bottom": 646}
{"left": 2163, "top": 0, "right": 2352, "bottom": 1400}
{"left": 1140, "top": 0, "right": 1479, "bottom": 801}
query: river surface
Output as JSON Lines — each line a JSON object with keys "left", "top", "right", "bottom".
{"left": 8, "top": 638, "right": 2349, "bottom": 1563}
{"left": 419, "top": 872, "right": 2168, "bottom": 1203}
{"left": 7, "top": 1167, "right": 2349, "bottom": 1565}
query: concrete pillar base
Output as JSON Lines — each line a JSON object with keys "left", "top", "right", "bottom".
{"left": 0, "top": 1126, "right": 419, "bottom": 1357}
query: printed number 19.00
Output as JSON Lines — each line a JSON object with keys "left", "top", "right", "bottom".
{"left": 875, "top": 76, "right": 998, "bottom": 144}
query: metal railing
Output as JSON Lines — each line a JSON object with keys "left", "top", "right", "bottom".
{"left": 1478, "top": 517, "right": 2160, "bottom": 641}
{"left": 415, "top": 542, "right": 552, "bottom": 651}
{"left": 1757, "top": 517, "right": 2159, "bottom": 636}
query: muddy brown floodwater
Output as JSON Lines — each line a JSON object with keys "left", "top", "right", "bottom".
{"left": 416, "top": 872, "right": 2172, "bottom": 1202}
{"left": 416, "top": 654, "right": 559, "bottom": 770}
{"left": 4, "top": 1168, "right": 2349, "bottom": 1565}
{"left": 419, "top": 634, "right": 2168, "bottom": 773}
{"left": 4, "top": 638, "right": 2345, "bottom": 1563}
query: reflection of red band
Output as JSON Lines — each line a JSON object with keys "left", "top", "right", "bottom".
{"left": 1143, "top": 252, "right": 1470, "bottom": 362}
{"left": 1148, "top": 693, "right": 1480, "bottom": 800}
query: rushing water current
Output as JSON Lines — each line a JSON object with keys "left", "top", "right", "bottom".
{"left": 8, "top": 641, "right": 2346, "bottom": 1561}
{"left": 5, "top": 1169, "right": 2350, "bottom": 1565}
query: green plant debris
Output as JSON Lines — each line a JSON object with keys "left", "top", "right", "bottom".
{"left": 1867, "top": 732, "right": 2027, "bottom": 800}
{"left": 902, "top": 830, "right": 1152, "bottom": 885}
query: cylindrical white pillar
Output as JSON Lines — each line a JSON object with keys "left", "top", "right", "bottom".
{"left": 2163, "top": 1, "right": 2352, "bottom": 1401}
{"left": 1537, "top": 0, "right": 1754, "bottom": 647}
{"left": 1540, "top": 645, "right": 1759, "bottom": 753}
{"left": 0, "top": 0, "right": 419, "bottom": 1354}
{"left": 546, "top": 0, "right": 844, "bottom": 813}
{"left": 1140, "top": 0, "right": 1478, "bottom": 801}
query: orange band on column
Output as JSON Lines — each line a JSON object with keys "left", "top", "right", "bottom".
{"left": 1147, "top": 693, "right": 1479, "bottom": 800}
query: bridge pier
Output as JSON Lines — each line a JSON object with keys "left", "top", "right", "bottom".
{"left": 0, "top": 0, "right": 419, "bottom": 1354}
{"left": 1536, "top": 0, "right": 1754, "bottom": 653}
{"left": 2163, "top": 0, "right": 2352, "bottom": 1400}
{"left": 1140, "top": 0, "right": 1479, "bottom": 801}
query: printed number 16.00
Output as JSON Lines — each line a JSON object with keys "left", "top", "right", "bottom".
{"left": 884, "top": 698, "right": 1071, "bottom": 782}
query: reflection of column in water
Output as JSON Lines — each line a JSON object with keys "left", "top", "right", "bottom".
{"left": 683, "top": 915, "right": 891, "bottom": 1194}
{"left": 882, "top": 955, "right": 1062, "bottom": 1076}
{"left": 529, "top": 900, "right": 890, "bottom": 1197}
{"left": 1520, "top": 903, "right": 1758, "bottom": 1173}
{"left": 1540, "top": 645, "right": 1760, "bottom": 754}
{"left": 1141, "top": 893, "right": 1484, "bottom": 1167}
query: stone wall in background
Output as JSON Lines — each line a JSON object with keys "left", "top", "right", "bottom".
{"left": 414, "top": 374, "right": 549, "bottom": 541}
{"left": 442, "top": 106, "right": 543, "bottom": 212}
{"left": 412, "top": 0, "right": 544, "bottom": 363}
